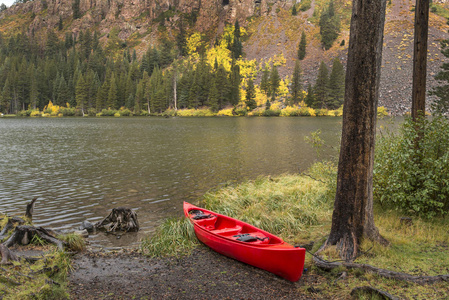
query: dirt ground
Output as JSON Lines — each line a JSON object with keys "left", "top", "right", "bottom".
{"left": 68, "top": 246, "right": 324, "bottom": 300}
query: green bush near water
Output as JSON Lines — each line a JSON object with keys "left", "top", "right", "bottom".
{"left": 374, "top": 116, "right": 449, "bottom": 218}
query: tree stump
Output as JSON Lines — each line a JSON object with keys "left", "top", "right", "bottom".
{"left": 0, "top": 244, "right": 18, "bottom": 265}
{"left": 2, "top": 225, "right": 66, "bottom": 250}
{"left": 0, "top": 217, "right": 25, "bottom": 240}
{"left": 95, "top": 207, "right": 139, "bottom": 232}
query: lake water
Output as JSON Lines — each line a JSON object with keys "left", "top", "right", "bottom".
{"left": 0, "top": 117, "right": 343, "bottom": 248}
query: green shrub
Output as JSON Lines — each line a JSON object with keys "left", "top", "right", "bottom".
{"left": 17, "top": 109, "right": 34, "bottom": 116}
{"left": 60, "top": 107, "right": 76, "bottom": 116}
{"left": 88, "top": 108, "right": 97, "bottom": 116}
{"left": 233, "top": 107, "right": 248, "bottom": 116}
{"left": 99, "top": 109, "right": 118, "bottom": 116}
{"left": 374, "top": 116, "right": 449, "bottom": 218}
{"left": 162, "top": 109, "right": 177, "bottom": 117}
{"left": 315, "top": 108, "right": 329, "bottom": 116}
{"left": 140, "top": 110, "right": 150, "bottom": 116}
{"left": 262, "top": 109, "right": 280, "bottom": 116}
{"left": 118, "top": 108, "right": 132, "bottom": 116}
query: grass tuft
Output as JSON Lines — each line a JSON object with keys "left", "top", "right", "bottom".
{"left": 58, "top": 233, "right": 86, "bottom": 252}
{"left": 140, "top": 218, "right": 199, "bottom": 257}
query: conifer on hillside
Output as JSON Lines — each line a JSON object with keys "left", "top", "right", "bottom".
{"left": 327, "top": 57, "right": 345, "bottom": 109}
{"left": 319, "top": 1, "right": 340, "bottom": 50}
{"left": 270, "top": 65, "right": 280, "bottom": 101}
{"left": 290, "top": 60, "right": 303, "bottom": 105}
{"left": 260, "top": 66, "right": 271, "bottom": 96}
{"left": 245, "top": 78, "right": 257, "bottom": 110}
{"left": 305, "top": 84, "right": 315, "bottom": 108}
{"left": 313, "top": 61, "right": 329, "bottom": 108}
{"left": 298, "top": 31, "right": 307, "bottom": 60}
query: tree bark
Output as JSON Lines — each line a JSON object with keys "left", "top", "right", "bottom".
{"left": 412, "top": 0, "right": 429, "bottom": 120}
{"left": 325, "top": 0, "right": 389, "bottom": 261}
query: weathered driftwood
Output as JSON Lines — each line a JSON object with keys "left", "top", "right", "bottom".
{"left": 0, "top": 244, "right": 18, "bottom": 265}
{"left": 3, "top": 225, "right": 66, "bottom": 251}
{"left": 0, "top": 217, "right": 25, "bottom": 240}
{"left": 313, "top": 255, "right": 449, "bottom": 284}
{"left": 25, "top": 197, "right": 38, "bottom": 220}
{"left": 351, "top": 286, "right": 399, "bottom": 300}
{"left": 95, "top": 207, "right": 139, "bottom": 232}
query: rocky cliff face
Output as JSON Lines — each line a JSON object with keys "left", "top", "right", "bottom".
{"left": 2, "top": 0, "right": 295, "bottom": 41}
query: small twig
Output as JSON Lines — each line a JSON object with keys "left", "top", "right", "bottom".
{"left": 351, "top": 286, "right": 399, "bottom": 300}
{"left": 333, "top": 271, "right": 347, "bottom": 285}
{"left": 301, "top": 173, "right": 326, "bottom": 184}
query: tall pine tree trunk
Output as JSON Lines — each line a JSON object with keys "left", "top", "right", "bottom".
{"left": 324, "top": 0, "right": 389, "bottom": 261}
{"left": 173, "top": 70, "right": 178, "bottom": 111}
{"left": 412, "top": 0, "right": 429, "bottom": 120}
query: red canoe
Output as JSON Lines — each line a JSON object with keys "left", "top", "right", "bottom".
{"left": 183, "top": 202, "right": 306, "bottom": 282}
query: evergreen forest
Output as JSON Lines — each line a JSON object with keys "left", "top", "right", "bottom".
{"left": 0, "top": 20, "right": 346, "bottom": 117}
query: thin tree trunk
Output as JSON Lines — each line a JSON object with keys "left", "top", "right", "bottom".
{"left": 412, "top": 0, "right": 429, "bottom": 120}
{"left": 174, "top": 73, "right": 177, "bottom": 111}
{"left": 324, "top": 0, "right": 389, "bottom": 261}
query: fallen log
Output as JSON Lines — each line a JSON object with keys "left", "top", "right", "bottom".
{"left": 313, "top": 255, "right": 449, "bottom": 284}
{"left": 95, "top": 207, "right": 139, "bottom": 232}
{"left": 3, "top": 226, "right": 66, "bottom": 251}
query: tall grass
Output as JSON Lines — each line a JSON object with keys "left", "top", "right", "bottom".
{"left": 140, "top": 218, "right": 199, "bottom": 257}
{"left": 203, "top": 165, "right": 336, "bottom": 244}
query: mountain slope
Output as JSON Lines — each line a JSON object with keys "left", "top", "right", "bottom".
{"left": 0, "top": 0, "right": 448, "bottom": 115}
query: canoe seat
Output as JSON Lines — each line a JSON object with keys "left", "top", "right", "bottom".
{"left": 233, "top": 233, "right": 269, "bottom": 243}
{"left": 211, "top": 225, "right": 242, "bottom": 236}
{"left": 195, "top": 216, "right": 218, "bottom": 229}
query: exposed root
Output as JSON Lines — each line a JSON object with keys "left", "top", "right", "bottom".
{"left": 3, "top": 225, "right": 66, "bottom": 250}
{"left": 313, "top": 254, "right": 449, "bottom": 284}
{"left": 0, "top": 217, "right": 25, "bottom": 240}
{"left": 95, "top": 207, "right": 139, "bottom": 232}
{"left": 351, "top": 286, "right": 399, "bottom": 300}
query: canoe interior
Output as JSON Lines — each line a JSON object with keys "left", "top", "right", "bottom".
{"left": 186, "top": 206, "right": 283, "bottom": 246}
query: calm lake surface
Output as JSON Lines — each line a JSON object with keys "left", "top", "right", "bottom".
{"left": 0, "top": 117, "right": 344, "bottom": 248}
